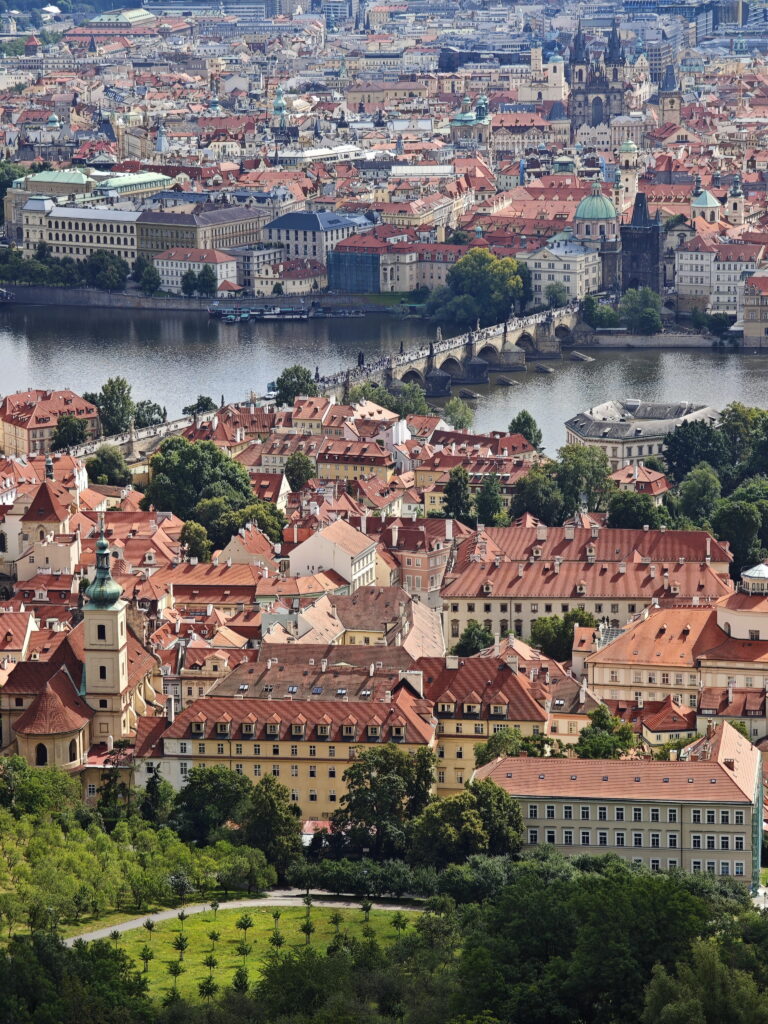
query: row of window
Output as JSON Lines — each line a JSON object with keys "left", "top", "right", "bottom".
{"left": 525, "top": 804, "right": 745, "bottom": 825}
{"left": 450, "top": 601, "right": 625, "bottom": 615}
{"left": 527, "top": 828, "right": 745, "bottom": 851}
{"left": 177, "top": 742, "right": 354, "bottom": 758}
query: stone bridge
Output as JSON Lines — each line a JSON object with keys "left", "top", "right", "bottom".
{"left": 318, "top": 304, "right": 584, "bottom": 396}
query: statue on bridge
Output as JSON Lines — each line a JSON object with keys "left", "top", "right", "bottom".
{"left": 436, "top": 326, "right": 442, "bottom": 343}
{"left": 315, "top": 365, "right": 320, "bottom": 381}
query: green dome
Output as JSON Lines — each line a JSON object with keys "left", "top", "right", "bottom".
{"left": 574, "top": 182, "right": 617, "bottom": 221}
{"left": 86, "top": 534, "right": 122, "bottom": 608}
{"left": 619, "top": 138, "right": 637, "bottom": 153}
{"left": 691, "top": 188, "right": 720, "bottom": 209}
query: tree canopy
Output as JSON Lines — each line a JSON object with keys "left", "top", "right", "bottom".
{"left": 574, "top": 705, "right": 637, "bottom": 759}
{"left": 426, "top": 249, "right": 531, "bottom": 329}
{"left": 529, "top": 609, "right": 597, "bottom": 662}
{"left": 86, "top": 445, "right": 131, "bottom": 487}
{"left": 508, "top": 410, "right": 542, "bottom": 449}
{"left": 275, "top": 365, "right": 318, "bottom": 407}
{"left": 141, "top": 437, "right": 255, "bottom": 521}
{"left": 84, "top": 377, "right": 136, "bottom": 437}
{"left": 51, "top": 413, "right": 87, "bottom": 451}
{"left": 451, "top": 619, "right": 495, "bottom": 657}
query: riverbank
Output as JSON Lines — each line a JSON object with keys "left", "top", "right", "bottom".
{"left": 6, "top": 284, "right": 409, "bottom": 314}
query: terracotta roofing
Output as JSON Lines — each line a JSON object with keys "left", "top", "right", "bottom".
{"left": 13, "top": 671, "right": 92, "bottom": 735}
{"left": 418, "top": 654, "right": 548, "bottom": 721}
{"left": 475, "top": 722, "right": 759, "bottom": 803}
{"left": 20, "top": 480, "right": 70, "bottom": 523}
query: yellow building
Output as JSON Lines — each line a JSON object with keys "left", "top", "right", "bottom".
{"left": 134, "top": 685, "right": 437, "bottom": 818}
{"left": 22, "top": 198, "right": 140, "bottom": 263}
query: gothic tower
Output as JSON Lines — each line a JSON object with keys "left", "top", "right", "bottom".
{"left": 618, "top": 138, "right": 639, "bottom": 211}
{"left": 659, "top": 64, "right": 682, "bottom": 126}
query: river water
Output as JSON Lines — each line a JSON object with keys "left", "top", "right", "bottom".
{"left": 2, "top": 305, "right": 767, "bottom": 454}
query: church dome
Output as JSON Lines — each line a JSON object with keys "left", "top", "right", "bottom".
{"left": 619, "top": 138, "right": 637, "bottom": 153}
{"left": 85, "top": 533, "right": 122, "bottom": 608}
{"left": 574, "top": 182, "right": 617, "bottom": 221}
{"left": 691, "top": 189, "right": 720, "bottom": 209}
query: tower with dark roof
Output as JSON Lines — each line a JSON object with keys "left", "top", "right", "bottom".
{"left": 568, "top": 20, "right": 628, "bottom": 134}
{"left": 621, "top": 193, "right": 664, "bottom": 294}
{"left": 84, "top": 528, "right": 129, "bottom": 741}
{"left": 659, "top": 64, "right": 682, "bottom": 126}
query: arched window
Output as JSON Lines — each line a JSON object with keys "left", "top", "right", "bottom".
{"left": 585, "top": 224, "right": 591, "bottom": 236}
{"left": 723, "top": 622, "right": 731, "bottom": 636}
{"left": 612, "top": 68, "right": 618, "bottom": 82}
{"left": 68, "top": 738, "right": 77, "bottom": 762}
{"left": 0, "top": 532, "right": 6, "bottom": 553}
{"left": 38, "top": 529, "right": 45, "bottom": 541}
{"left": 35, "top": 743, "right": 48, "bottom": 766}
{"left": 577, "top": 69, "right": 583, "bottom": 83}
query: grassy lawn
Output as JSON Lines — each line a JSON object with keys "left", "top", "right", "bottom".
{"left": 113, "top": 905, "right": 415, "bottom": 1002}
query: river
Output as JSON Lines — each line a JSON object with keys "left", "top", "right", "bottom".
{"left": 2, "top": 305, "right": 767, "bottom": 454}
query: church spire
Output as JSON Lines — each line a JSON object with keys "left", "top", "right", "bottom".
{"left": 570, "top": 19, "right": 587, "bottom": 65}
{"left": 606, "top": 18, "right": 624, "bottom": 65}
{"left": 85, "top": 525, "right": 122, "bottom": 608}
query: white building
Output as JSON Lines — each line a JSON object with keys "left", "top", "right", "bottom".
{"left": 288, "top": 519, "right": 376, "bottom": 592}
{"left": 153, "top": 248, "right": 238, "bottom": 294}
{"left": 518, "top": 228, "right": 601, "bottom": 303}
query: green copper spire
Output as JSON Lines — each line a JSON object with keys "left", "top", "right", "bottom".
{"left": 85, "top": 531, "right": 122, "bottom": 608}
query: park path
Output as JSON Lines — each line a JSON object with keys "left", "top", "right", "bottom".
{"left": 64, "top": 889, "right": 419, "bottom": 946}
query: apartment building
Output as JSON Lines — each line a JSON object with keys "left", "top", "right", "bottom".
{"left": 134, "top": 684, "right": 436, "bottom": 816}
{"left": 137, "top": 205, "right": 266, "bottom": 258}
{"left": 441, "top": 524, "right": 732, "bottom": 645}
{"left": 565, "top": 400, "right": 720, "bottom": 470}
{"left": 585, "top": 560, "right": 768, "bottom": 729}
{"left": 22, "top": 198, "right": 140, "bottom": 263}
{"left": 474, "top": 721, "right": 762, "bottom": 887}
{"left": 518, "top": 228, "right": 601, "bottom": 302}
{"left": 0, "top": 389, "right": 100, "bottom": 456}
{"left": 420, "top": 649, "right": 597, "bottom": 795}
{"left": 263, "top": 210, "right": 357, "bottom": 262}
{"left": 316, "top": 438, "right": 395, "bottom": 483}
{"left": 288, "top": 519, "right": 377, "bottom": 592}
{"left": 153, "top": 247, "right": 238, "bottom": 294}
{"left": 675, "top": 238, "right": 764, "bottom": 314}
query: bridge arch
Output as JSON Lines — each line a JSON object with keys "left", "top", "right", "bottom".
{"left": 439, "top": 356, "right": 463, "bottom": 377}
{"left": 477, "top": 343, "right": 500, "bottom": 364}
{"left": 555, "top": 323, "right": 574, "bottom": 347}
{"left": 516, "top": 331, "right": 536, "bottom": 353}
{"left": 400, "top": 369, "right": 425, "bottom": 386}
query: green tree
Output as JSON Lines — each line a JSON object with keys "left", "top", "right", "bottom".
{"left": 451, "top": 619, "right": 494, "bottom": 657}
{"left": 332, "top": 744, "right": 436, "bottom": 859}
{"left": 711, "top": 500, "right": 762, "bottom": 574}
{"left": 475, "top": 473, "right": 502, "bottom": 526}
{"left": 139, "top": 264, "right": 161, "bottom": 296}
{"left": 272, "top": 282, "right": 284, "bottom": 295}
{"left": 728, "top": 719, "right": 750, "bottom": 739}
{"left": 86, "top": 445, "right": 131, "bottom": 487}
{"left": 180, "top": 521, "right": 212, "bottom": 562}
{"left": 556, "top": 444, "right": 611, "bottom": 514}
{"left": 574, "top": 704, "right": 636, "bottom": 759}
{"left": 443, "top": 465, "right": 472, "bottom": 525}
{"left": 131, "top": 255, "right": 150, "bottom": 283}
{"left": 181, "top": 269, "right": 198, "bottom": 297}
{"left": 196, "top": 264, "right": 218, "bottom": 298}
{"left": 284, "top": 451, "right": 315, "bottom": 492}
{"left": 730, "top": 476, "right": 768, "bottom": 546}
{"left": 217, "top": 846, "right": 276, "bottom": 895}
{"left": 508, "top": 466, "right": 564, "bottom": 524}
{"left": 642, "top": 940, "right": 768, "bottom": 1024}
{"left": 679, "top": 462, "right": 722, "bottom": 522}
{"left": 508, "top": 410, "right": 542, "bottom": 449}
{"left": 275, "top": 365, "right": 318, "bottom": 407}
{"left": 172, "top": 932, "right": 189, "bottom": 961}
{"left": 391, "top": 381, "right": 429, "bottom": 418}
{"left": 240, "top": 774, "right": 303, "bottom": 881}
{"left": 720, "top": 402, "right": 768, "bottom": 467}
{"left": 87, "top": 377, "right": 136, "bottom": 436}
{"left": 409, "top": 780, "right": 522, "bottom": 869}
{"left": 51, "top": 413, "right": 87, "bottom": 451}
{"left": 545, "top": 282, "right": 569, "bottom": 308}
{"left": 182, "top": 395, "right": 217, "bottom": 416}
{"left": 138, "top": 944, "right": 154, "bottom": 973}
{"left": 606, "top": 490, "right": 666, "bottom": 529}
{"left": 663, "top": 420, "right": 728, "bottom": 481}
{"left": 172, "top": 764, "right": 252, "bottom": 844}
{"left": 427, "top": 249, "right": 529, "bottom": 328}
{"left": 141, "top": 437, "right": 254, "bottom": 521}
{"left": 529, "top": 609, "right": 598, "bottom": 662}
{"left": 444, "top": 396, "right": 474, "bottom": 431}
{"left": 474, "top": 727, "right": 565, "bottom": 766}
{"left": 619, "top": 287, "right": 663, "bottom": 334}
{"left": 82, "top": 251, "right": 130, "bottom": 292}
{"left": 133, "top": 400, "right": 166, "bottom": 428}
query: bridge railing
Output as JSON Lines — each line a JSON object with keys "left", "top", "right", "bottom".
{"left": 68, "top": 416, "right": 194, "bottom": 459}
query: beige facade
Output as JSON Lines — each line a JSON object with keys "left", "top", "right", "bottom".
{"left": 22, "top": 199, "right": 140, "bottom": 263}
{"left": 519, "top": 229, "right": 601, "bottom": 302}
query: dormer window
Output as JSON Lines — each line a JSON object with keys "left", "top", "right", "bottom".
{"left": 216, "top": 722, "right": 230, "bottom": 735}
{"left": 464, "top": 702, "right": 480, "bottom": 715}
{"left": 391, "top": 725, "right": 404, "bottom": 739}
{"left": 242, "top": 722, "right": 255, "bottom": 735}
{"left": 191, "top": 721, "right": 205, "bottom": 734}
{"left": 576, "top": 583, "right": 586, "bottom": 595}
{"left": 317, "top": 723, "right": 330, "bottom": 737}
{"left": 483, "top": 582, "right": 493, "bottom": 595}
{"left": 342, "top": 724, "right": 356, "bottom": 737}
{"left": 491, "top": 704, "right": 507, "bottom": 716}
{"left": 367, "top": 724, "right": 381, "bottom": 738}
{"left": 292, "top": 722, "right": 305, "bottom": 736}
{"left": 533, "top": 545, "right": 542, "bottom": 558}
{"left": 266, "top": 722, "right": 280, "bottom": 736}
{"left": 438, "top": 702, "right": 455, "bottom": 714}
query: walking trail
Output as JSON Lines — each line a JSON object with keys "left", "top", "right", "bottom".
{"left": 64, "top": 888, "right": 419, "bottom": 946}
